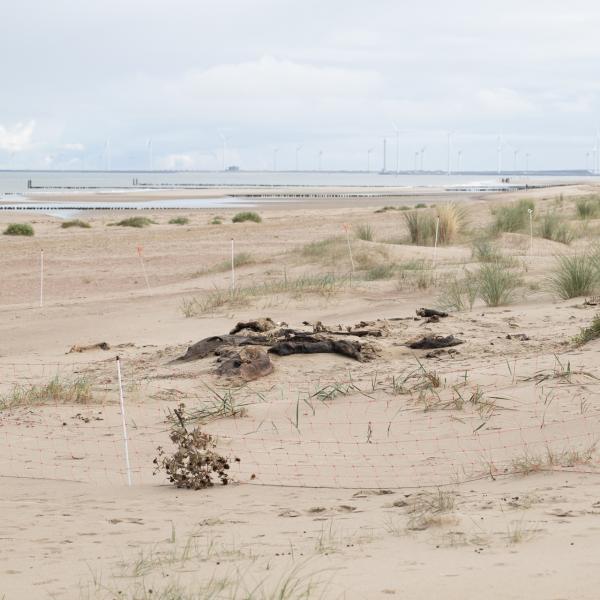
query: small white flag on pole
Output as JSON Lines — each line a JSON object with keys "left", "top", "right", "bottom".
{"left": 40, "top": 249, "right": 44, "bottom": 307}
{"left": 230, "top": 238, "right": 235, "bottom": 292}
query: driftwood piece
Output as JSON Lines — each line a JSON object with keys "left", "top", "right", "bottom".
{"left": 274, "top": 328, "right": 378, "bottom": 361}
{"left": 408, "top": 335, "right": 464, "bottom": 350}
{"left": 318, "top": 328, "right": 383, "bottom": 338}
{"left": 416, "top": 308, "right": 448, "bottom": 318}
{"left": 269, "top": 336, "right": 366, "bottom": 362}
{"left": 215, "top": 346, "right": 274, "bottom": 380}
{"left": 310, "top": 320, "right": 385, "bottom": 337}
{"left": 506, "top": 333, "right": 530, "bottom": 341}
{"left": 424, "top": 348, "right": 460, "bottom": 359}
{"left": 420, "top": 315, "right": 440, "bottom": 324}
{"left": 177, "top": 324, "right": 379, "bottom": 366}
{"left": 177, "top": 335, "right": 252, "bottom": 362}
{"left": 229, "top": 318, "right": 278, "bottom": 335}
{"left": 68, "top": 342, "right": 110, "bottom": 353}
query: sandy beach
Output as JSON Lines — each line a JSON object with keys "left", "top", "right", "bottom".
{"left": 2, "top": 183, "right": 600, "bottom": 599}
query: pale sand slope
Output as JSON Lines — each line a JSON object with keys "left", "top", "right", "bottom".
{"left": 1, "top": 184, "right": 600, "bottom": 599}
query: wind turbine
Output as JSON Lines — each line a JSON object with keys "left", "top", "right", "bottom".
{"left": 420, "top": 146, "right": 426, "bottom": 172}
{"left": 318, "top": 149, "right": 323, "bottom": 171}
{"left": 392, "top": 123, "right": 400, "bottom": 175}
{"left": 367, "top": 147, "right": 374, "bottom": 173}
{"left": 414, "top": 150, "right": 419, "bottom": 172}
{"left": 147, "top": 138, "right": 153, "bottom": 171}
{"left": 496, "top": 135, "right": 503, "bottom": 175}
{"left": 105, "top": 139, "right": 111, "bottom": 171}
{"left": 513, "top": 148, "right": 519, "bottom": 172}
{"left": 525, "top": 152, "right": 531, "bottom": 174}
{"left": 295, "top": 145, "right": 302, "bottom": 171}
{"left": 457, "top": 149, "right": 463, "bottom": 173}
{"left": 595, "top": 129, "right": 600, "bottom": 175}
{"left": 273, "top": 147, "right": 279, "bottom": 172}
{"left": 219, "top": 132, "right": 228, "bottom": 171}
{"left": 447, "top": 131, "right": 453, "bottom": 176}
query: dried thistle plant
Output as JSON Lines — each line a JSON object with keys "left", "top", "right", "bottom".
{"left": 154, "top": 403, "right": 238, "bottom": 489}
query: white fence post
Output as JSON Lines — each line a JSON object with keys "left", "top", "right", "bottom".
{"left": 136, "top": 246, "right": 151, "bottom": 291}
{"left": 343, "top": 224, "right": 355, "bottom": 275}
{"left": 231, "top": 238, "right": 235, "bottom": 292}
{"left": 433, "top": 217, "right": 440, "bottom": 265}
{"left": 40, "top": 249, "right": 44, "bottom": 307}
{"left": 116, "top": 356, "right": 133, "bottom": 486}
{"left": 528, "top": 209, "right": 534, "bottom": 254}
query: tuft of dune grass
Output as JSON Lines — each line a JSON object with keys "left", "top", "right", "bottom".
{"left": 403, "top": 210, "right": 436, "bottom": 245}
{"left": 547, "top": 254, "right": 598, "bottom": 299}
{"left": 355, "top": 224, "right": 374, "bottom": 241}
{"left": 110, "top": 217, "right": 155, "bottom": 228}
{"left": 3, "top": 223, "right": 34, "bottom": 236}
{"left": 538, "top": 212, "right": 573, "bottom": 245}
{"left": 61, "top": 219, "right": 91, "bottom": 229}
{"left": 168, "top": 216, "right": 189, "bottom": 225}
{"left": 436, "top": 202, "right": 467, "bottom": 245}
{"left": 232, "top": 211, "right": 261, "bottom": 223}
{"left": 0, "top": 376, "right": 93, "bottom": 409}
{"left": 477, "top": 263, "right": 519, "bottom": 306}
{"left": 492, "top": 199, "right": 534, "bottom": 233}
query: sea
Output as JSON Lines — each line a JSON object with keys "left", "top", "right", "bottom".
{"left": 0, "top": 171, "right": 596, "bottom": 217}
{"left": 1, "top": 170, "right": 597, "bottom": 195}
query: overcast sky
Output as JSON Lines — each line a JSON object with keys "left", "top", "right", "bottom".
{"left": 1, "top": 0, "right": 600, "bottom": 171}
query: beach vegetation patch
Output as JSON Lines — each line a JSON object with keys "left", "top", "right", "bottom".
{"left": 61, "top": 219, "right": 91, "bottom": 229}
{"left": 403, "top": 210, "right": 436, "bottom": 245}
{"left": 575, "top": 196, "right": 600, "bottom": 219}
{"left": 232, "top": 211, "right": 261, "bottom": 223}
{"left": 538, "top": 212, "right": 574, "bottom": 244}
{"left": 548, "top": 254, "right": 598, "bottom": 299}
{"left": 3, "top": 223, "right": 34, "bottom": 236}
{"left": 355, "top": 223, "right": 374, "bottom": 241}
{"left": 169, "top": 216, "right": 189, "bottom": 225}
{"left": 477, "top": 263, "right": 519, "bottom": 306}
{"left": 492, "top": 199, "right": 534, "bottom": 233}
{"left": 111, "top": 217, "right": 155, "bottom": 228}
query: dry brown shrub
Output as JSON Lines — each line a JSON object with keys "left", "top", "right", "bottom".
{"left": 154, "top": 403, "right": 238, "bottom": 489}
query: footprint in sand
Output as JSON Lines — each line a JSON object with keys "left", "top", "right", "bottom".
{"left": 278, "top": 510, "right": 302, "bottom": 518}
{"left": 108, "top": 517, "right": 144, "bottom": 525}
{"left": 547, "top": 508, "right": 576, "bottom": 517}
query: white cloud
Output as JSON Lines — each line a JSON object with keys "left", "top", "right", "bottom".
{"left": 2, "top": 1, "right": 600, "bottom": 170}
{"left": 0, "top": 121, "right": 35, "bottom": 152}
{"left": 157, "top": 56, "right": 381, "bottom": 105}
{"left": 159, "top": 153, "right": 200, "bottom": 170}
{"left": 61, "top": 142, "right": 85, "bottom": 151}
{"left": 476, "top": 88, "right": 535, "bottom": 115}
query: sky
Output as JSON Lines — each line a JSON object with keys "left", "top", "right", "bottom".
{"left": 1, "top": 0, "right": 600, "bottom": 172}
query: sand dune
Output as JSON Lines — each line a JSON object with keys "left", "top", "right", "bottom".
{"left": 1, "top": 184, "right": 600, "bottom": 599}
